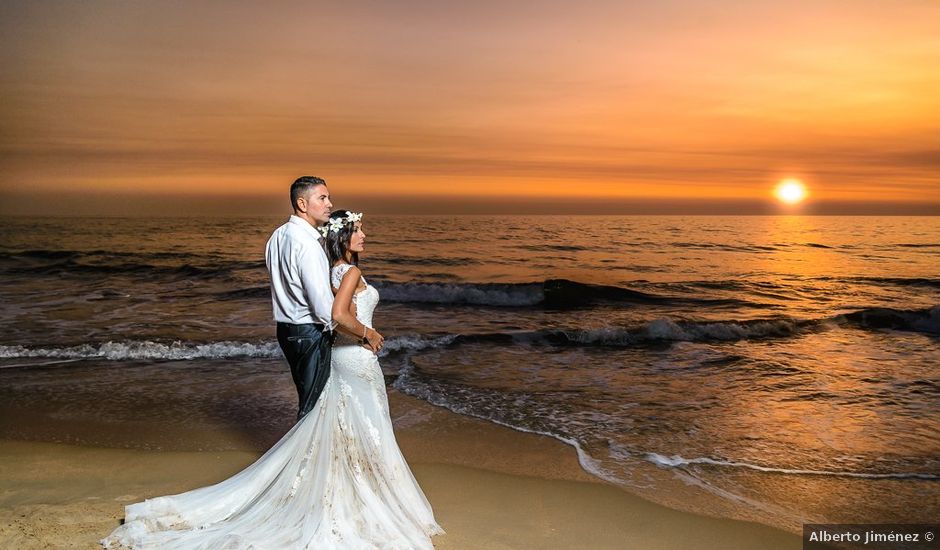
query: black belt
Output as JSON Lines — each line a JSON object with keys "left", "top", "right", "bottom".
{"left": 277, "top": 321, "right": 328, "bottom": 331}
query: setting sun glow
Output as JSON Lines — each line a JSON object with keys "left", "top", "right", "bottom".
{"left": 775, "top": 179, "right": 808, "bottom": 205}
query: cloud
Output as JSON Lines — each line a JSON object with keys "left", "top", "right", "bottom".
{"left": 1, "top": 0, "right": 938, "bottom": 207}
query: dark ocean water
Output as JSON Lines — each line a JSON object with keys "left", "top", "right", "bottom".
{"left": 1, "top": 215, "right": 938, "bottom": 532}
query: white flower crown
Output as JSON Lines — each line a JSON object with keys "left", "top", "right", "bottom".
{"left": 318, "top": 211, "right": 363, "bottom": 238}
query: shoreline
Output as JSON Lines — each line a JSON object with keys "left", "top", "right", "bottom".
{"left": 0, "top": 390, "right": 801, "bottom": 549}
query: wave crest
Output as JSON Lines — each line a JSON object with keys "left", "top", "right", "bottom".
{"left": 839, "top": 306, "right": 940, "bottom": 335}
{"left": 2, "top": 306, "right": 935, "bottom": 366}
{"left": 373, "top": 279, "right": 749, "bottom": 309}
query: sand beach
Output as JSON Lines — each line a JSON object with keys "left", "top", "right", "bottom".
{"left": 0, "top": 389, "right": 801, "bottom": 549}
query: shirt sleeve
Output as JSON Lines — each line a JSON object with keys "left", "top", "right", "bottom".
{"left": 297, "top": 243, "right": 335, "bottom": 329}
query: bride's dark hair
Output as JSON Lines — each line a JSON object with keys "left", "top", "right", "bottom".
{"left": 325, "top": 210, "right": 359, "bottom": 267}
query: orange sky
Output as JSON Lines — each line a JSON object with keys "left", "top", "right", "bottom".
{"left": 1, "top": 1, "right": 938, "bottom": 215}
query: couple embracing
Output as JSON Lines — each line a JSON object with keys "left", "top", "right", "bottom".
{"left": 102, "top": 176, "right": 444, "bottom": 549}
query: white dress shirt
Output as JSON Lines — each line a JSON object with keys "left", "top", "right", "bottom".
{"left": 265, "top": 215, "right": 335, "bottom": 329}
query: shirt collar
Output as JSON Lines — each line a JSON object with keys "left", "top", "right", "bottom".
{"left": 289, "top": 215, "right": 324, "bottom": 241}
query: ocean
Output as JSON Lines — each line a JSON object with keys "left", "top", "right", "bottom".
{"left": 1, "top": 214, "right": 937, "bottom": 533}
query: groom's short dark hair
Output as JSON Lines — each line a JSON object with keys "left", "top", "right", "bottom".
{"left": 290, "top": 176, "right": 327, "bottom": 210}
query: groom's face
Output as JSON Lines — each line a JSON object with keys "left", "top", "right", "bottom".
{"left": 304, "top": 184, "right": 333, "bottom": 224}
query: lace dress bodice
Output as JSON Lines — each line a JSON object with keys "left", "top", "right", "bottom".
{"left": 331, "top": 263, "right": 379, "bottom": 346}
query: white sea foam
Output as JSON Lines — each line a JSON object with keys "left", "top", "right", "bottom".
{"left": 645, "top": 453, "right": 940, "bottom": 480}
{"left": 379, "top": 334, "right": 457, "bottom": 354}
{"left": 0, "top": 341, "right": 283, "bottom": 361}
{"left": 0, "top": 334, "right": 458, "bottom": 364}
{"left": 563, "top": 327, "right": 638, "bottom": 346}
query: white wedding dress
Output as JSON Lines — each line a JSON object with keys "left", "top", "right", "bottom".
{"left": 102, "top": 264, "right": 443, "bottom": 549}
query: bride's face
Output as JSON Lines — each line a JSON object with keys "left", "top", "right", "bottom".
{"left": 347, "top": 222, "right": 366, "bottom": 253}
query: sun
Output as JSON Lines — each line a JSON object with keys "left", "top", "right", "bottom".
{"left": 774, "top": 179, "right": 808, "bottom": 205}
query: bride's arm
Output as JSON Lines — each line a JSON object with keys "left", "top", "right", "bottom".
{"left": 330, "top": 282, "right": 361, "bottom": 340}
{"left": 331, "top": 266, "right": 384, "bottom": 352}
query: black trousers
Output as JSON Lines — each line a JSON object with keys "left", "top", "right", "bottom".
{"left": 276, "top": 322, "right": 334, "bottom": 420}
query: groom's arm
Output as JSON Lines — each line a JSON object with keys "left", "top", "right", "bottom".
{"left": 297, "top": 244, "right": 335, "bottom": 329}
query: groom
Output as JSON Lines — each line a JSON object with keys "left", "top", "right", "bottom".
{"left": 265, "top": 176, "right": 336, "bottom": 420}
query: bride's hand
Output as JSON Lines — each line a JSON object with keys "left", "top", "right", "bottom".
{"left": 364, "top": 327, "right": 385, "bottom": 353}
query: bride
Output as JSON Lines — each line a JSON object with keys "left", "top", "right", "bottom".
{"left": 102, "top": 210, "right": 444, "bottom": 549}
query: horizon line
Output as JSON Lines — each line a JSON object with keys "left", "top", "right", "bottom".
{"left": 1, "top": 192, "right": 938, "bottom": 216}
{"left": 2, "top": 212, "right": 938, "bottom": 218}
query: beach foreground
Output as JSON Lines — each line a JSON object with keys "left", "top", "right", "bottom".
{"left": 0, "top": 391, "right": 799, "bottom": 549}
